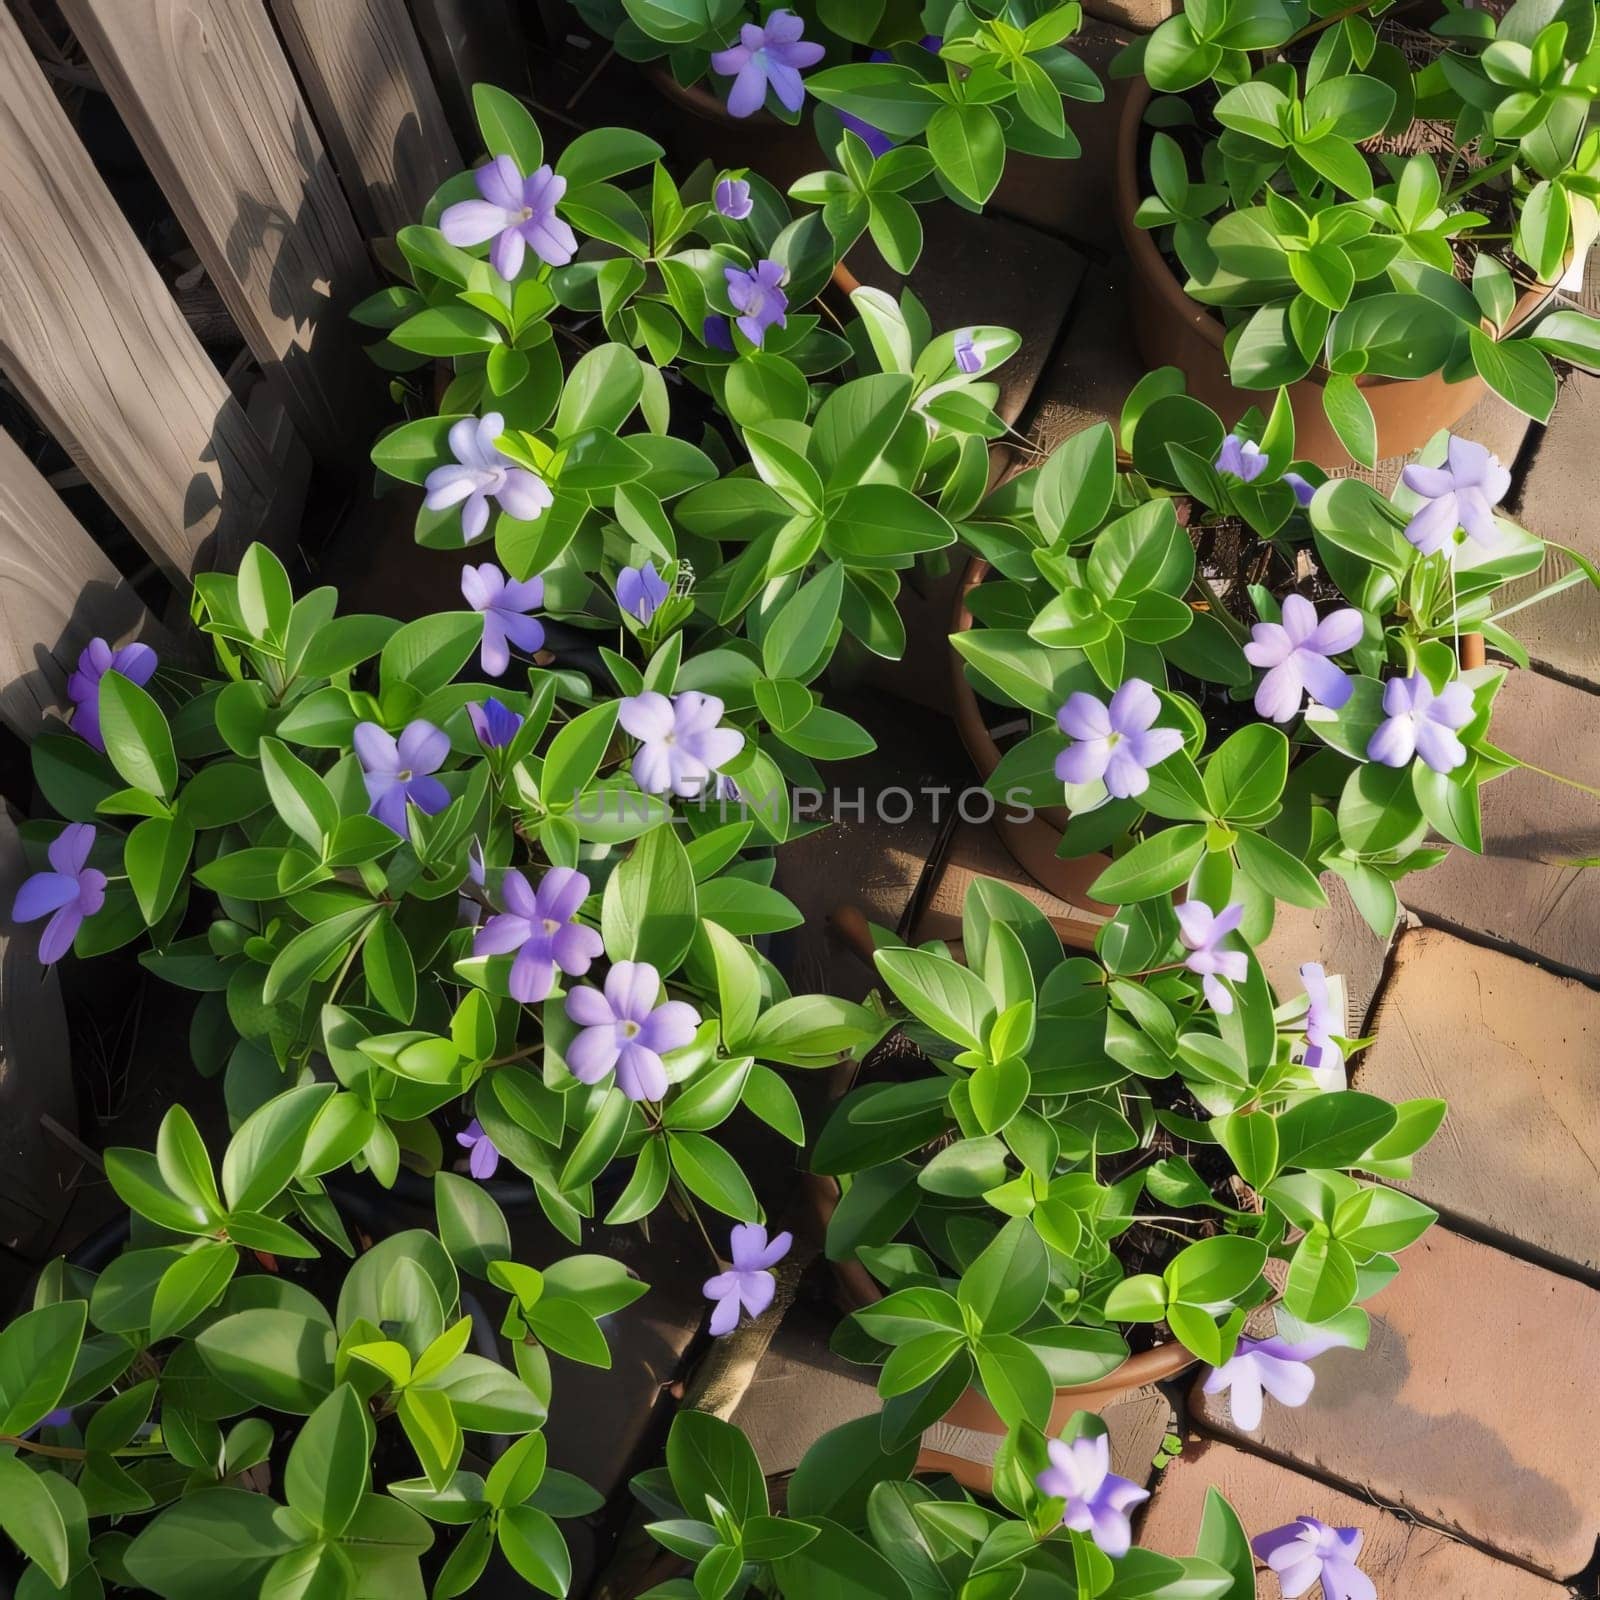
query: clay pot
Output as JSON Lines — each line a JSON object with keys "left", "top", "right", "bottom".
{"left": 1114, "top": 79, "right": 1555, "bottom": 468}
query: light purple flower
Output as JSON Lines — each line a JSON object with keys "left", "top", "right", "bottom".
{"left": 617, "top": 560, "right": 671, "bottom": 625}
{"left": 837, "top": 109, "right": 895, "bottom": 157}
{"left": 710, "top": 10, "right": 824, "bottom": 118}
{"left": 1055, "top": 679, "right": 1183, "bottom": 801}
{"left": 462, "top": 562, "right": 545, "bottom": 677}
{"left": 1035, "top": 1431, "right": 1150, "bottom": 1559}
{"left": 1283, "top": 471, "right": 1317, "bottom": 507}
{"left": 563, "top": 960, "right": 700, "bottom": 1102}
{"left": 468, "top": 697, "right": 523, "bottom": 751}
{"left": 1202, "top": 1328, "right": 1351, "bottom": 1431}
{"left": 1242, "top": 595, "right": 1363, "bottom": 723}
{"left": 1177, "top": 899, "right": 1247, "bottom": 1015}
{"left": 1252, "top": 1518, "right": 1375, "bottom": 1600}
{"left": 473, "top": 866, "right": 602, "bottom": 1004}
{"left": 954, "top": 330, "right": 982, "bottom": 375}
{"left": 702, "top": 314, "right": 735, "bottom": 353}
{"left": 715, "top": 176, "right": 753, "bottom": 220}
{"left": 703, "top": 1224, "right": 791, "bottom": 1336}
{"left": 424, "top": 414, "right": 553, "bottom": 543}
{"left": 11, "top": 824, "right": 105, "bottom": 965}
{"left": 619, "top": 691, "right": 745, "bottom": 798}
{"left": 1399, "top": 436, "right": 1509, "bottom": 557}
{"left": 724, "top": 261, "right": 788, "bottom": 346}
{"left": 1216, "top": 435, "right": 1268, "bottom": 483}
{"left": 1366, "top": 672, "right": 1474, "bottom": 774}
{"left": 355, "top": 720, "right": 451, "bottom": 836}
{"left": 1300, "top": 962, "right": 1346, "bottom": 1090}
{"left": 456, "top": 1119, "right": 500, "bottom": 1182}
{"left": 467, "top": 839, "right": 487, "bottom": 889}
{"left": 68, "top": 638, "right": 158, "bottom": 753}
{"left": 439, "top": 155, "right": 577, "bottom": 279}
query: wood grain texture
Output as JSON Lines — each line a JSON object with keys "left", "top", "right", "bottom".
{"left": 0, "top": 6, "right": 281, "bottom": 582}
{"left": 406, "top": 0, "right": 532, "bottom": 146}
{"left": 0, "top": 430, "right": 171, "bottom": 742}
{"left": 60, "top": 0, "right": 386, "bottom": 463}
{"left": 269, "top": 0, "right": 458, "bottom": 239}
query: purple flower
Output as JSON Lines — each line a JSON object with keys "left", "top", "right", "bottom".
{"left": 424, "top": 414, "right": 553, "bottom": 543}
{"left": 468, "top": 697, "right": 523, "bottom": 751}
{"left": 23, "top": 1409, "right": 73, "bottom": 1439}
{"left": 1035, "top": 1431, "right": 1150, "bottom": 1558}
{"left": 564, "top": 960, "right": 700, "bottom": 1102}
{"left": 1216, "top": 435, "right": 1268, "bottom": 483}
{"left": 1252, "top": 1518, "right": 1375, "bottom": 1600}
{"left": 11, "top": 824, "right": 105, "bottom": 965}
{"left": 837, "top": 110, "right": 895, "bottom": 157}
{"left": 710, "top": 10, "right": 824, "bottom": 118}
{"left": 1177, "top": 899, "right": 1247, "bottom": 1014}
{"left": 954, "top": 330, "right": 982, "bottom": 375}
{"left": 1301, "top": 962, "right": 1346, "bottom": 1090}
{"left": 703, "top": 1223, "right": 791, "bottom": 1335}
{"left": 68, "top": 638, "right": 158, "bottom": 753}
{"left": 467, "top": 838, "right": 487, "bottom": 888}
{"left": 1242, "top": 595, "right": 1363, "bottom": 723}
{"left": 617, "top": 560, "right": 671, "bottom": 625}
{"left": 1055, "top": 679, "right": 1183, "bottom": 801}
{"left": 1399, "top": 436, "right": 1509, "bottom": 557}
{"left": 702, "top": 314, "right": 735, "bottom": 352}
{"left": 715, "top": 176, "right": 753, "bottom": 220}
{"left": 461, "top": 562, "right": 545, "bottom": 677}
{"left": 473, "top": 866, "right": 602, "bottom": 1003}
{"left": 456, "top": 1119, "right": 500, "bottom": 1181}
{"left": 724, "top": 260, "right": 788, "bottom": 346}
{"left": 619, "top": 691, "right": 745, "bottom": 798}
{"left": 439, "top": 155, "right": 577, "bottom": 279}
{"left": 1283, "top": 471, "right": 1317, "bottom": 507}
{"left": 1203, "top": 1328, "right": 1352, "bottom": 1430}
{"left": 1366, "top": 672, "right": 1474, "bottom": 774}
{"left": 355, "top": 720, "right": 451, "bottom": 836}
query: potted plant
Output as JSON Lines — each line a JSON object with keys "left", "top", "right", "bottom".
{"left": 1111, "top": 0, "right": 1600, "bottom": 465}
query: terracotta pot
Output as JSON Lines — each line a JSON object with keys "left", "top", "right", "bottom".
{"left": 950, "top": 557, "right": 1116, "bottom": 918}
{"left": 1114, "top": 80, "right": 1555, "bottom": 468}
{"left": 645, "top": 66, "right": 825, "bottom": 194}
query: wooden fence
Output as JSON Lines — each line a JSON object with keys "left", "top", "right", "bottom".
{"left": 0, "top": 0, "right": 536, "bottom": 1262}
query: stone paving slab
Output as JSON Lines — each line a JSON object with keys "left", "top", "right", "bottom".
{"left": 1194, "top": 1225, "right": 1600, "bottom": 1579}
{"left": 1354, "top": 928, "right": 1600, "bottom": 1278}
{"left": 1400, "top": 667, "right": 1600, "bottom": 981}
{"left": 1140, "top": 1439, "right": 1577, "bottom": 1597}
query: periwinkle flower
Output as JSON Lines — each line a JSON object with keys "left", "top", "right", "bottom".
{"left": 710, "top": 10, "right": 824, "bottom": 118}
{"left": 1252, "top": 1518, "right": 1375, "bottom": 1600}
{"left": 24, "top": 1409, "right": 73, "bottom": 1438}
{"left": 954, "top": 330, "right": 983, "bottom": 375}
{"left": 1202, "top": 1328, "right": 1351, "bottom": 1430}
{"left": 11, "top": 824, "right": 105, "bottom": 965}
{"left": 439, "top": 155, "right": 577, "bottom": 279}
{"left": 424, "top": 415, "right": 553, "bottom": 543}
{"left": 703, "top": 1223, "right": 792, "bottom": 1335}
{"left": 724, "top": 260, "right": 788, "bottom": 346}
{"left": 714, "top": 176, "right": 753, "bottom": 220}
{"left": 461, "top": 562, "right": 544, "bottom": 677}
{"left": 1055, "top": 679, "right": 1183, "bottom": 801}
{"left": 837, "top": 110, "right": 895, "bottom": 157}
{"left": 1283, "top": 470, "right": 1317, "bottom": 508}
{"left": 1242, "top": 595, "right": 1363, "bottom": 724}
{"left": 468, "top": 697, "right": 523, "bottom": 751}
{"left": 619, "top": 691, "right": 745, "bottom": 798}
{"left": 1366, "top": 672, "right": 1474, "bottom": 774}
{"left": 617, "top": 560, "right": 671, "bottom": 625}
{"left": 1216, "top": 435, "right": 1268, "bottom": 483}
{"left": 1177, "top": 899, "right": 1247, "bottom": 1015}
{"left": 1301, "top": 962, "right": 1346, "bottom": 1090}
{"left": 473, "top": 866, "right": 602, "bottom": 1004}
{"left": 456, "top": 1119, "right": 500, "bottom": 1181}
{"left": 1035, "top": 1431, "right": 1150, "bottom": 1559}
{"left": 564, "top": 960, "right": 700, "bottom": 1102}
{"left": 355, "top": 720, "right": 451, "bottom": 836}
{"left": 1400, "top": 436, "right": 1509, "bottom": 557}
{"left": 68, "top": 638, "right": 157, "bottom": 753}
{"left": 702, "top": 314, "right": 735, "bottom": 353}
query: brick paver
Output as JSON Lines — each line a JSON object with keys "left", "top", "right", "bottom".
{"left": 1356, "top": 928, "right": 1600, "bottom": 1277}
{"left": 1140, "top": 1440, "right": 1576, "bottom": 1597}
{"left": 1194, "top": 1226, "right": 1600, "bottom": 1579}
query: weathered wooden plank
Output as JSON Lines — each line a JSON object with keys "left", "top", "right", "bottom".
{"left": 269, "top": 0, "right": 459, "bottom": 239}
{"left": 0, "top": 7, "right": 283, "bottom": 582}
{"left": 60, "top": 0, "right": 387, "bottom": 464}
{"left": 407, "top": 0, "right": 533, "bottom": 147}
{"left": 0, "top": 430, "right": 171, "bottom": 743}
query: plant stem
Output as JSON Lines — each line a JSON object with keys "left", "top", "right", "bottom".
{"left": 1506, "top": 754, "right": 1600, "bottom": 802}
{"left": 672, "top": 1175, "right": 723, "bottom": 1265}
{"left": 1283, "top": 0, "right": 1378, "bottom": 47}
{"left": 1191, "top": 575, "right": 1249, "bottom": 643}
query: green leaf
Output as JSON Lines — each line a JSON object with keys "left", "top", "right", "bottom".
{"left": 601, "top": 822, "right": 697, "bottom": 972}
{"left": 1195, "top": 1487, "right": 1256, "bottom": 1600}
{"left": 125, "top": 1487, "right": 299, "bottom": 1599}
{"left": 543, "top": 701, "right": 620, "bottom": 806}
{"left": 957, "top": 1217, "right": 1049, "bottom": 1334}
{"left": 926, "top": 103, "right": 1004, "bottom": 203}
{"left": 124, "top": 814, "right": 195, "bottom": 925}
{"left": 99, "top": 673, "right": 177, "bottom": 799}
{"left": 668, "top": 1133, "right": 759, "bottom": 1221}
{"left": 195, "top": 1310, "right": 336, "bottom": 1414}
{"left": 1089, "top": 823, "right": 1207, "bottom": 903}
{"left": 1204, "top": 724, "right": 1288, "bottom": 819}
{"left": 222, "top": 1084, "right": 337, "bottom": 1213}
{"left": 435, "top": 1171, "right": 513, "bottom": 1280}
{"left": 1322, "top": 372, "right": 1377, "bottom": 468}
{"left": 0, "top": 1455, "right": 72, "bottom": 1587}
{"left": 1469, "top": 328, "right": 1557, "bottom": 422}
{"left": 286, "top": 1384, "right": 372, "bottom": 1537}
{"left": 363, "top": 909, "right": 418, "bottom": 1023}
{"left": 263, "top": 904, "right": 380, "bottom": 1004}
{"left": 0, "top": 1301, "right": 86, "bottom": 1435}
{"left": 473, "top": 84, "right": 542, "bottom": 172}
{"left": 498, "top": 1504, "right": 571, "bottom": 1596}
{"left": 260, "top": 738, "right": 339, "bottom": 852}
{"left": 874, "top": 948, "right": 996, "bottom": 1052}
{"left": 762, "top": 562, "right": 844, "bottom": 682}
{"left": 150, "top": 1243, "right": 238, "bottom": 1343}
{"left": 380, "top": 612, "right": 482, "bottom": 696}
{"left": 666, "top": 1409, "right": 767, "bottom": 1523}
